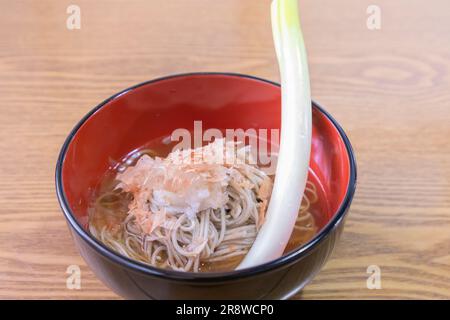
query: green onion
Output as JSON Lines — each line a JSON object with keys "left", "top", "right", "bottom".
{"left": 237, "top": 0, "right": 312, "bottom": 269}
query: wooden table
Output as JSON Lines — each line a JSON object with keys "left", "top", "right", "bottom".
{"left": 1, "top": 0, "right": 449, "bottom": 299}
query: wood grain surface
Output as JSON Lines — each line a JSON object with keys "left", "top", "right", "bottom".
{"left": 0, "top": 0, "right": 449, "bottom": 299}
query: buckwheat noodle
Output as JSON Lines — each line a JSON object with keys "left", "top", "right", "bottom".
{"left": 89, "top": 142, "right": 318, "bottom": 272}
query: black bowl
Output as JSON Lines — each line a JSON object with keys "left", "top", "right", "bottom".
{"left": 56, "top": 73, "right": 356, "bottom": 299}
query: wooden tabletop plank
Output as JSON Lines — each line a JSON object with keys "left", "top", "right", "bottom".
{"left": 0, "top": 0, "right": 449, "bottom": 299}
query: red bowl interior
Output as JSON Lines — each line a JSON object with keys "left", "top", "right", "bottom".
{"left": 61, "top": 74, "right": 350, "bottom": 235}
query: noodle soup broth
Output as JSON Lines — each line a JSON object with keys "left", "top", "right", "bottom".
{"left": 89, "top": 137, "right": 330, "bottom": 272}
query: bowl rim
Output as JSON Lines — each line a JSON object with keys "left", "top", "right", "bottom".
{"left": 55, "top": 72, "right": 357, "bottom": 282}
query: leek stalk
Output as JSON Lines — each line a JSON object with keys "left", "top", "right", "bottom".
{"left": 237, "top": 0, "right": 312, "bottom": 269}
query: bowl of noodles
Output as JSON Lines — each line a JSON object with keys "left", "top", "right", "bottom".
{"left": 55, "top": 73, "right": 356, "bottom": 299}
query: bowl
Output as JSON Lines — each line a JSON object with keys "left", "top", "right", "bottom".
{"left": 55, "top": 73, "right": 356, "bottom": 299}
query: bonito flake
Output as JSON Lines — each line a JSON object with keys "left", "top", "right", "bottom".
{"left": 116, "top": 139, "right": 262, "bottom": 234}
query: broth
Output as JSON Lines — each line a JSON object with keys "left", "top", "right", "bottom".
{"left": 89, "top": 137, "right": 329, "bottom": 272}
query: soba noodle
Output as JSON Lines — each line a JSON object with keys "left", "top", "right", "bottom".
{"left": 89, "top": 140, "right": 318, "bottom": 272}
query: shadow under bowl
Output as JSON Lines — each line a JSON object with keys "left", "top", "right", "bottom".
{"left": 56, "top": 73, "right": 356, "bottom": 299}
